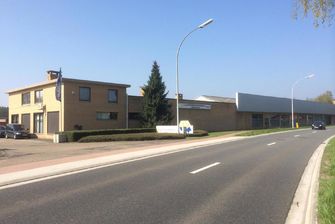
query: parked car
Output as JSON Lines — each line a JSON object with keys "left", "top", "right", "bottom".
{"left": 0, "top": 125, "right": 6, "bottom": 138}
{"left": 311, "top": 121, "right": 326, "bottom": 130}
{"left": 5, "top": 124, "right": 29, "bottom": 139}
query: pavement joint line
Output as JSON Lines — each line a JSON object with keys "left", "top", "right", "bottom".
{"left": 267, "top": 142, "right": 276, "bottom": 146}
{"left": 190, "top": 162, "right": 221, "bottom": 174}
{"left": 285, "top": 134, "right": 335, "bottom": 224}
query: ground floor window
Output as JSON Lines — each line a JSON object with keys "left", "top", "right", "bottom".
{"left": 34, "top": 113, "right": 43, "bottom": 133}
{"left": 128, "top": 112, "right": 141, "bottom": 120}
{"left": 96, "top": 112, "right": 118, "bottom": 120}
{"left": 252, "top": 114, "right": 263, "bottom": 129}
{"left": 11, "top": 114, "right": 19, "bottom": 123}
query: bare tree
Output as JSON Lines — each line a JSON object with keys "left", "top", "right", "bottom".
{"left": 293, "top": 0, "right": 334, "bottom": 26}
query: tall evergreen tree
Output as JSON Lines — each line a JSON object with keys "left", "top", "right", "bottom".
{"left": 141, "top": 61, "right": 172, "bottom": 127}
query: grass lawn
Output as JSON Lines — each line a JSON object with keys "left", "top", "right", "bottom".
{"left": 318, "top": 137, "right": 335, "bottom": 224}
{"left": 236, "top": 128, "right": 294, "bottom": 136}
{"left": 207, "top": 131, "right": 239, "bottom": 137}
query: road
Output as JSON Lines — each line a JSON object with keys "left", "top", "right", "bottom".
{"left": 0, "top": 128, "right": 334, "bottom": 224}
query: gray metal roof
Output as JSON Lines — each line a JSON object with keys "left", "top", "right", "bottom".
{"left": 195, "top": 95, "right": 236, "bottom": 103}
{"left": 236, "top": 92, "right": 335, "bottom": 115}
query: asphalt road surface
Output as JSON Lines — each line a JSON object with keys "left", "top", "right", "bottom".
{"left": 0, "top": 128, "right": 334, "bottom": 224}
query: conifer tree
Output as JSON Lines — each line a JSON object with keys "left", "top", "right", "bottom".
{"left": 141, "top": 61, "right": 172, "bottom": 127}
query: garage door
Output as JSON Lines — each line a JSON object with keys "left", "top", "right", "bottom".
{"left": 47, "top": 112, "right": 59, "bottom": 133}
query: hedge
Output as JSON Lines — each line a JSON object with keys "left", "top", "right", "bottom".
{"left": 78, "top": 133, "right": 185, "bottom": 142}
{"left": 187, "top": 130, "right": 209, "bottom": 137}
{"left": 59, "top": 128, "right": 156, "bottom": 142}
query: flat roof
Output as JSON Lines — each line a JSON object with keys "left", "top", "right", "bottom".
{"left": 7, "top": 77, "right": 130, "bottom": 94}
{"left": 195, "top": 95, "right": 236, "bottom": 103}
{"left": 236, "top": 92, "right": 335, "bottom": 115}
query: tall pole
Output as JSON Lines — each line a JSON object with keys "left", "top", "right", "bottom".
{"left": 291, "top": 74, "right": 315, "bottom": 128}
{"left": 176, "top": 19, "right": 213, "bottom": 133}
{"left": 291, "top": 86, "right": 294, "bottom": 128}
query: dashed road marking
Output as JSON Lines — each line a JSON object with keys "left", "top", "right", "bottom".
{"left": 190, "top": 162, "right": 221, "bottom": 174}
{"left": 267, "top": 142, "right": 276, "bottom": 146}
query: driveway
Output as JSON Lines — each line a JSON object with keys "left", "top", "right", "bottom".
{"left": 0, "top": 137, "right": 200, "bottom": 168}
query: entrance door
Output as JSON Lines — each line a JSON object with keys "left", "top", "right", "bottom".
{"left": 21, "top": 114, "right": 30, "bottom": 131}
{"left": 34, "top": 113, "right": 43, "bottom": 133}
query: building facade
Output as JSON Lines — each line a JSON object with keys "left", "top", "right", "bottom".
{"left": 236, "top": 93, "right": 335, "bottom": 129}
{"left": 7, "top": 73, "right": 335, "bottom": 138}
{"left": 7, "top": 71, "right": 130, "bottom": 138}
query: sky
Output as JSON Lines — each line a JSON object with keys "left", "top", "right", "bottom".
{"left": 0, "top": 0, "right": 334, "bottom": 106}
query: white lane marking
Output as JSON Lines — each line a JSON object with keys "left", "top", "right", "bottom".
{"left": 190, "top": 162, "right": 221, "bottom": 174}
{"left": 294, "top": 135, "right": 300, "bottom": 138}
{"left": 312, "top": 131, "right": 317, "bottom": 134}
{"left": 267, "top": 142, "right": 276, "bottom": 146}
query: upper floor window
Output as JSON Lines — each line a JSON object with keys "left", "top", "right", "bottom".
{"left": 79, "top": 87, "right": 91, "bottom": 101}
{"left": 22, "top": 92, "right": 30, "bottom": 105}
{"left": 35, "top": 90, "right": 43, "bottom": 104}
{"left": 108, "top": 89, "right": 118, "bottom": 103}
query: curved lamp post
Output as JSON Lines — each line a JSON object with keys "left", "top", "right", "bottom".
{"left": 291, "top": 74, "right": 315, "bottom": 128}
{"left": 176, "top": 18, "right": 214, "bottom": 133}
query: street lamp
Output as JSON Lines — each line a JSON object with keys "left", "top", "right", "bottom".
{"left": 291, "top": 74, "right": 315, "bottom": 128}
{"left": 176, "top": 18, "right": 214, "bottom": 133}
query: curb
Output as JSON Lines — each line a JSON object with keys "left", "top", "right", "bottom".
{"left": 285, "top": 135, "right": 335, "bottom": 224}
{"left": 0, "top": 136, "right": 244, "bottom": 189}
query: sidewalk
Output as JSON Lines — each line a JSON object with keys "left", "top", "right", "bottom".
{"left": 0, "top": 134, "right": 244, "bottom": 187}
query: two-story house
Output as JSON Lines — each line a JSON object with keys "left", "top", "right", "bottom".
{"left": 7, "top": 70, "right": 130, "bottom": 138}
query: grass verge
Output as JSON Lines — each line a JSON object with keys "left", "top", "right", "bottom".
{"left": 207, "top": 131, "right": 238, "bottom": 137}
{"left": 318, "top": 137, "right": 335, "bottom": 224}
{"left": 236, "top": 128, "right": 293, "bottom": 136}
{"left": 78, "top": 133, "right": 185, "bottom": 142}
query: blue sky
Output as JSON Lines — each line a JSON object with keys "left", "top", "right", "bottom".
{"left": 0, "top": 0, "right": 334, "bottom": 106}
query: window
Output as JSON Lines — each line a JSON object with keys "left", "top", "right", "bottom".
{"left": 11, "top": 114, "right": 19, "bottom": 123}
{"left": 34, "top": 113, "right": 43, "bottom": 133}
{"left": 128, "top": 112, "right": 141, "bottom": 120}
{"left": 96, "top": 112, "right": 118, "bottom": 120}
{"left": 108, "top": 89, "right": 118, "bottom": 103}
{"left": 252, "top": 114, "right": 263, "bottom": 129}
{"left": 35, "top": 90, "right": 43, "bottom": 104}
{"left": 79, "top": 87, "right": 91, "bottom": 101}
{"left": 22, "top": 92, "right": 31, "bottom": 105}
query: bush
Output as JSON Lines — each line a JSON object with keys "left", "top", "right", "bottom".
{"left": 59, "top": 128, "right": 156, "bottom": 142}
{"left": 187, "top": 130, "right": 208, "bottom": 137}
{"left": 78, "top": 133, "right": 185, "bottom": 142}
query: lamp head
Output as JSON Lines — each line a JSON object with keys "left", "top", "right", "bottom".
{"left": 198, "top": 19, "right": 214, "bottom": 28}
{"left": 305, "top": 74, "right": 315, "bottom": 79}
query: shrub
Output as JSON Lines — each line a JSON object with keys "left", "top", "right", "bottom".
{"left": 78, "top": 133, "right": 185, "bottom": 143}
{"left": 60, "top": 128, "right": 156, "bottom": 142}
{"left": 187, "top": 130, "right": 208, "bottom": 137}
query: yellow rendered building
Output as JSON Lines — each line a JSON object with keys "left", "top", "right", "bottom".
{"left": 7, "top": 70, "right": 130, "bottom": 138}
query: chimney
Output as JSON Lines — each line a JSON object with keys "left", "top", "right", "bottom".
{"left": 47, "top": 70, "right": 60, "bottom": 80}
{"left": 176, "top": 93, "right": 183, "bottom": 100}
